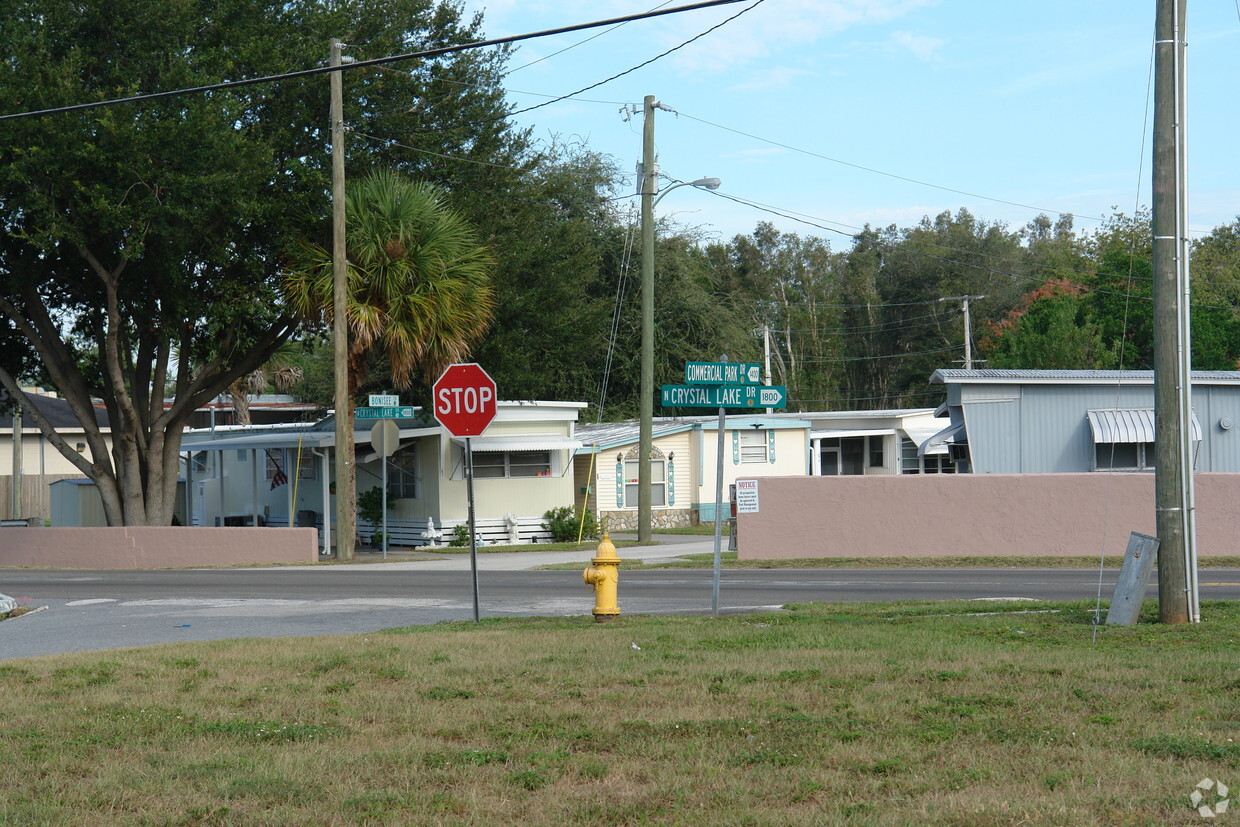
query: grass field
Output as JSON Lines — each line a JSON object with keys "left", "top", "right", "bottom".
{"left": 2, "top": 600, "right": 1237, "bottom": 824}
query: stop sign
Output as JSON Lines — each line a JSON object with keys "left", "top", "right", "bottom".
{"left": 432, "top": 363, "right": 497, "bottom": 436}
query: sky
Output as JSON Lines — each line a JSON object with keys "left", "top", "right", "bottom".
{"left": 459, "top": 0, "right": 1240, "bottom": 247}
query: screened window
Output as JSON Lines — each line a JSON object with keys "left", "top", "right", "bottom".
{"left": 868, "top": 436, "right": 885, "bottom": 468}
{"left": 473, "top": 450, "right": 552, "bottom": 479}
{"left": 739, "top": 430, "right": 767, "bottom": 463}
{"left": 390, "top": 445, "right": 418, "bottom": 498}
{"left": 623, "top": 459, "right": 666, "bottom": 507}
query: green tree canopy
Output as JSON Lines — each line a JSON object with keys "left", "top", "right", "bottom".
{"left": 0, "top": 0, "right": 522, "bottom": 525}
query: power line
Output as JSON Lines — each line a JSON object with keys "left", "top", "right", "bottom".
{"left": 504, "top": 0, "right": 766, "bottom": 120}
{"left": 665, "top": 106, "right": 1114, "bottom": 224}
{"left": 0, "top": 0, "right": 750, "bottom": 122}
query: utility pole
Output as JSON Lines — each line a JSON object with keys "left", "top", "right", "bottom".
{"left": 763, "top": 324, "right": 772, "bottom": 414}
{"left": 330, "top": 38, "right": 356, "bottom": 560}
{"left": 637, "top": 95, "right": 658, "bottom": 544}
{"left": 1153, "top": 0, "right": 1197, "bottom": 623}
{"left": 939, "top": 295, "right": 985, "bottom": 370}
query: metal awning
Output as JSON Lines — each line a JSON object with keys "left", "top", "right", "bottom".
{"left": 1087, "top": 409, "right": 1201, "bottom": 443}
{"left": 918, "top": 421, "right": 964, "bottom": 457}
{"left": 181, "top": 426, "right": 439, "bottom": 453}
{"left": 810, "top": 428, "right": 896, "bottom": 440}
{"left": 451, "top": 434, "right": 583, "bottom": 453}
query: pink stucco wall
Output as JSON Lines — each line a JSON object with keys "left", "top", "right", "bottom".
{"left": 736, "top": 473, "right": 1240, "bottom": 559}
{"left": 0, "top": 527, "right": 319, "bottom": 568}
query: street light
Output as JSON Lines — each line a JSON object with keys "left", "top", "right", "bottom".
{"left": 638, "top": 161, "right": 720, "bottom": 543}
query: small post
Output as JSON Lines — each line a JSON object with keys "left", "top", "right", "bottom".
{"left": 467, "top": 436, "right": 479, "bottom": 623}
{"left": 711, "top": 354, "right": 727, "bottom": 616}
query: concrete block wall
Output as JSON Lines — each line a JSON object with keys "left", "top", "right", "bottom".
{"left": 0, "top": 527, "right": 319, "bottom": 569}
{"left": 736, "top": 473, "right": 1240, "bottom": 560}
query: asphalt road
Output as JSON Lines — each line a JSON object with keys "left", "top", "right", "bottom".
{"left": 4, "top": 537, "right": 1238, "bottom": 661}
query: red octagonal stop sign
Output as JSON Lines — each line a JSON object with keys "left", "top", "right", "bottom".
{"left": 432, "top": 363, "right": 497, "bottom": 436}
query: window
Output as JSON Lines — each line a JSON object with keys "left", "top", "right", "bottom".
{"left": 265, "top": 449, "right": 316, "bottom": 482}
{"left": 739, "top": 430, "right": 767, "bottom": 463}
{"left": 389, "top": 445, "right": 418, "bottom": 498}
{"left": 1095, "top": 442, "right": 1150, "bottom": 471}
{"left": 819, "top": 437, "right": 866, "bottom": 475}
{"left": 190, "top": 451, "right": 211, "bottom": 476}
{"left": 868, "top": 436, "right": 884, "bottom": 468}
{"left": 623, "top": 458, "right": 666, "bottom": 507}
{"left": 900, "top": 436, "right": 957, "bottom": 474}
{"left": 472, "top": 450, "right": 552, "bottom": 479}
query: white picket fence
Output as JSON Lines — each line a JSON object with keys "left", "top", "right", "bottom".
{"left": 265, "top": 514, "right": 553, "bottom": 548}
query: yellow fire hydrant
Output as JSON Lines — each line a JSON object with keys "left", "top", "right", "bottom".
{"left": 583, "top": 532, "right": 621, "bottom": 622}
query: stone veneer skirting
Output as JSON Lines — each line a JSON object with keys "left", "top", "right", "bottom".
{"left": 599, "top": 508, "right": 696, "bottom": 532}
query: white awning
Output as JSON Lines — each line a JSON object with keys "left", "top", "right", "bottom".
{"left": 451, "top": 434, "right": 583, "bottom": 453}
{"left": 1087, "top": 409, "right": 1201, "bottom": 443}
{"left": 810, "top": 428, "right": 896, "bottom": 440}
{"left": 918, "top": 421, "right": 964, "bottom": 456}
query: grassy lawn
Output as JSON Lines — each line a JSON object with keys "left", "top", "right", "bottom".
{"left": 2, "top": 601, "right": 1237, "bottom": 824}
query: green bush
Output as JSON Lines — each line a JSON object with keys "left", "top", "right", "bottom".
{"left": 449, "top": 525, "right": 470, "bottom": 547}
{"left": 541, "top": 506, "right": 598, "bottom": 543}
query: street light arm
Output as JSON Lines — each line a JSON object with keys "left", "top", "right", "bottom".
{"left": 653, "top": 177, "right": 721, "bottom": 208}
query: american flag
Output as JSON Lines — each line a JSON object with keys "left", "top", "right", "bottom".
{"left": 268, "top": 451, "right": 289, "bottom": 489}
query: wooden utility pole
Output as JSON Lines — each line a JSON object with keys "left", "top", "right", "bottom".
{"left": 330, "top": 38, "right": 356, "bottom": 560}
{"left": 1152, "top": 0, "right": 1197, "bottom": 622}
{"left": 638, "top": 94, "right": 657, "bottom": 545}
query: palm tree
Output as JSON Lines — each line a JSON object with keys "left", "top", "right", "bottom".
{"left": 282, "top": 171, "right": 496, "bottom": 396}
{"left": 227, "top": 349, "right": 306, "bottom": 427}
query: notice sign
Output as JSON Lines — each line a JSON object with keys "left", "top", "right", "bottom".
{"left": 735, "top": 479, "right": 760, "bottom": 513}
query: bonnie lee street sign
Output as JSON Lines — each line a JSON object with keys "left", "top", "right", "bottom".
{"left": 661, "top": 384, "right": 787, "bottom": 409}
{"left": 684, "top": 361, "right": 762, "bottom": 385}
{"left": 432, "top": 363, "right": 497, "bottom": 437}
{"left": 355, "top": 406, "right": 417, "bottom": 419}
{"left": 368, "top": 394, "right": 399, "bottom": 407}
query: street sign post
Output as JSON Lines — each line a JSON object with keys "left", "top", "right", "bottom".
{"left": 355, "top": 406, "right": 417, "bottom": 420}
{"left": 661, "top": 384, "right": 787, "bottom": 409}
{"left": 370, "top": 419, "right": 400, "bottom": 559}
{"left": 432, "top": 363, "right": 498, "bottom": 623}
{"left": 684, "top": 361, "right": 762, "bottom": 384}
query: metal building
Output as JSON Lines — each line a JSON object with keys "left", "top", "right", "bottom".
{"left": 926, "top": 369, "right": 1240, "bottom": 474}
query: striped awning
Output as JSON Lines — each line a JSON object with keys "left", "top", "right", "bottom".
{"left": 1086, "top": 409, "right": 1201, "bottom": 443}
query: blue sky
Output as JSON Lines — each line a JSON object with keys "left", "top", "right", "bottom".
{"left": 460, "top": 0, "right": 1240, "bottom": 246}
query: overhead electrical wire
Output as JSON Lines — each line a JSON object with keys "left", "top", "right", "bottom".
{"left": 0, "top": 0, "right": 751, "bottom": 122}
{"left": 502, "top": 0, "right": 766, "bottom": 121}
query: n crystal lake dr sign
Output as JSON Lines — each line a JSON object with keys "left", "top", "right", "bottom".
{"left": 661, "top": 384, "right": 787, "bottom": 409}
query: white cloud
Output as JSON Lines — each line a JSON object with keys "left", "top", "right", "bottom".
{"left": 729, "top": 65, "right": 816, "bottom": 92}
{"left": 661, "top": 0, "right": 940, "bottom": 75}
{"left": 889, "top": 30, "right": 943, "bottom": 60}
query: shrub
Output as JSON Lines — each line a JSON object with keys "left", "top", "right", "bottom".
{"left": 541, "top": 506, "right": 598, "bottom": 543}
{"left": 449, "top": 525, "right": 470, "bottom": 547}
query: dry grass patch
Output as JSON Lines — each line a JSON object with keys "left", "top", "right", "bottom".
{"left": 0, "top": 601, "right": 1237, "bottom": 824}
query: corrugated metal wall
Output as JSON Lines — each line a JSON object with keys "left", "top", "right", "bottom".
{"left": 960, "top": 381, "right": 1240, "bottom": 473}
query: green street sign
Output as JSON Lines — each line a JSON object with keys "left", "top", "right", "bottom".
{"left": 355, "top": 406, "right": 418, "bottom": 419}
{"left": 684, "top": 361, "right": 763, "bottom": 385}
{"left": 661, "top": 384, "right": 787, "bottom": 409}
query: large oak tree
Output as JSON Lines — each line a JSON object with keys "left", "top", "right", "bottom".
{"left": 0, "top": 0, "right": 521, "bottom": 525}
